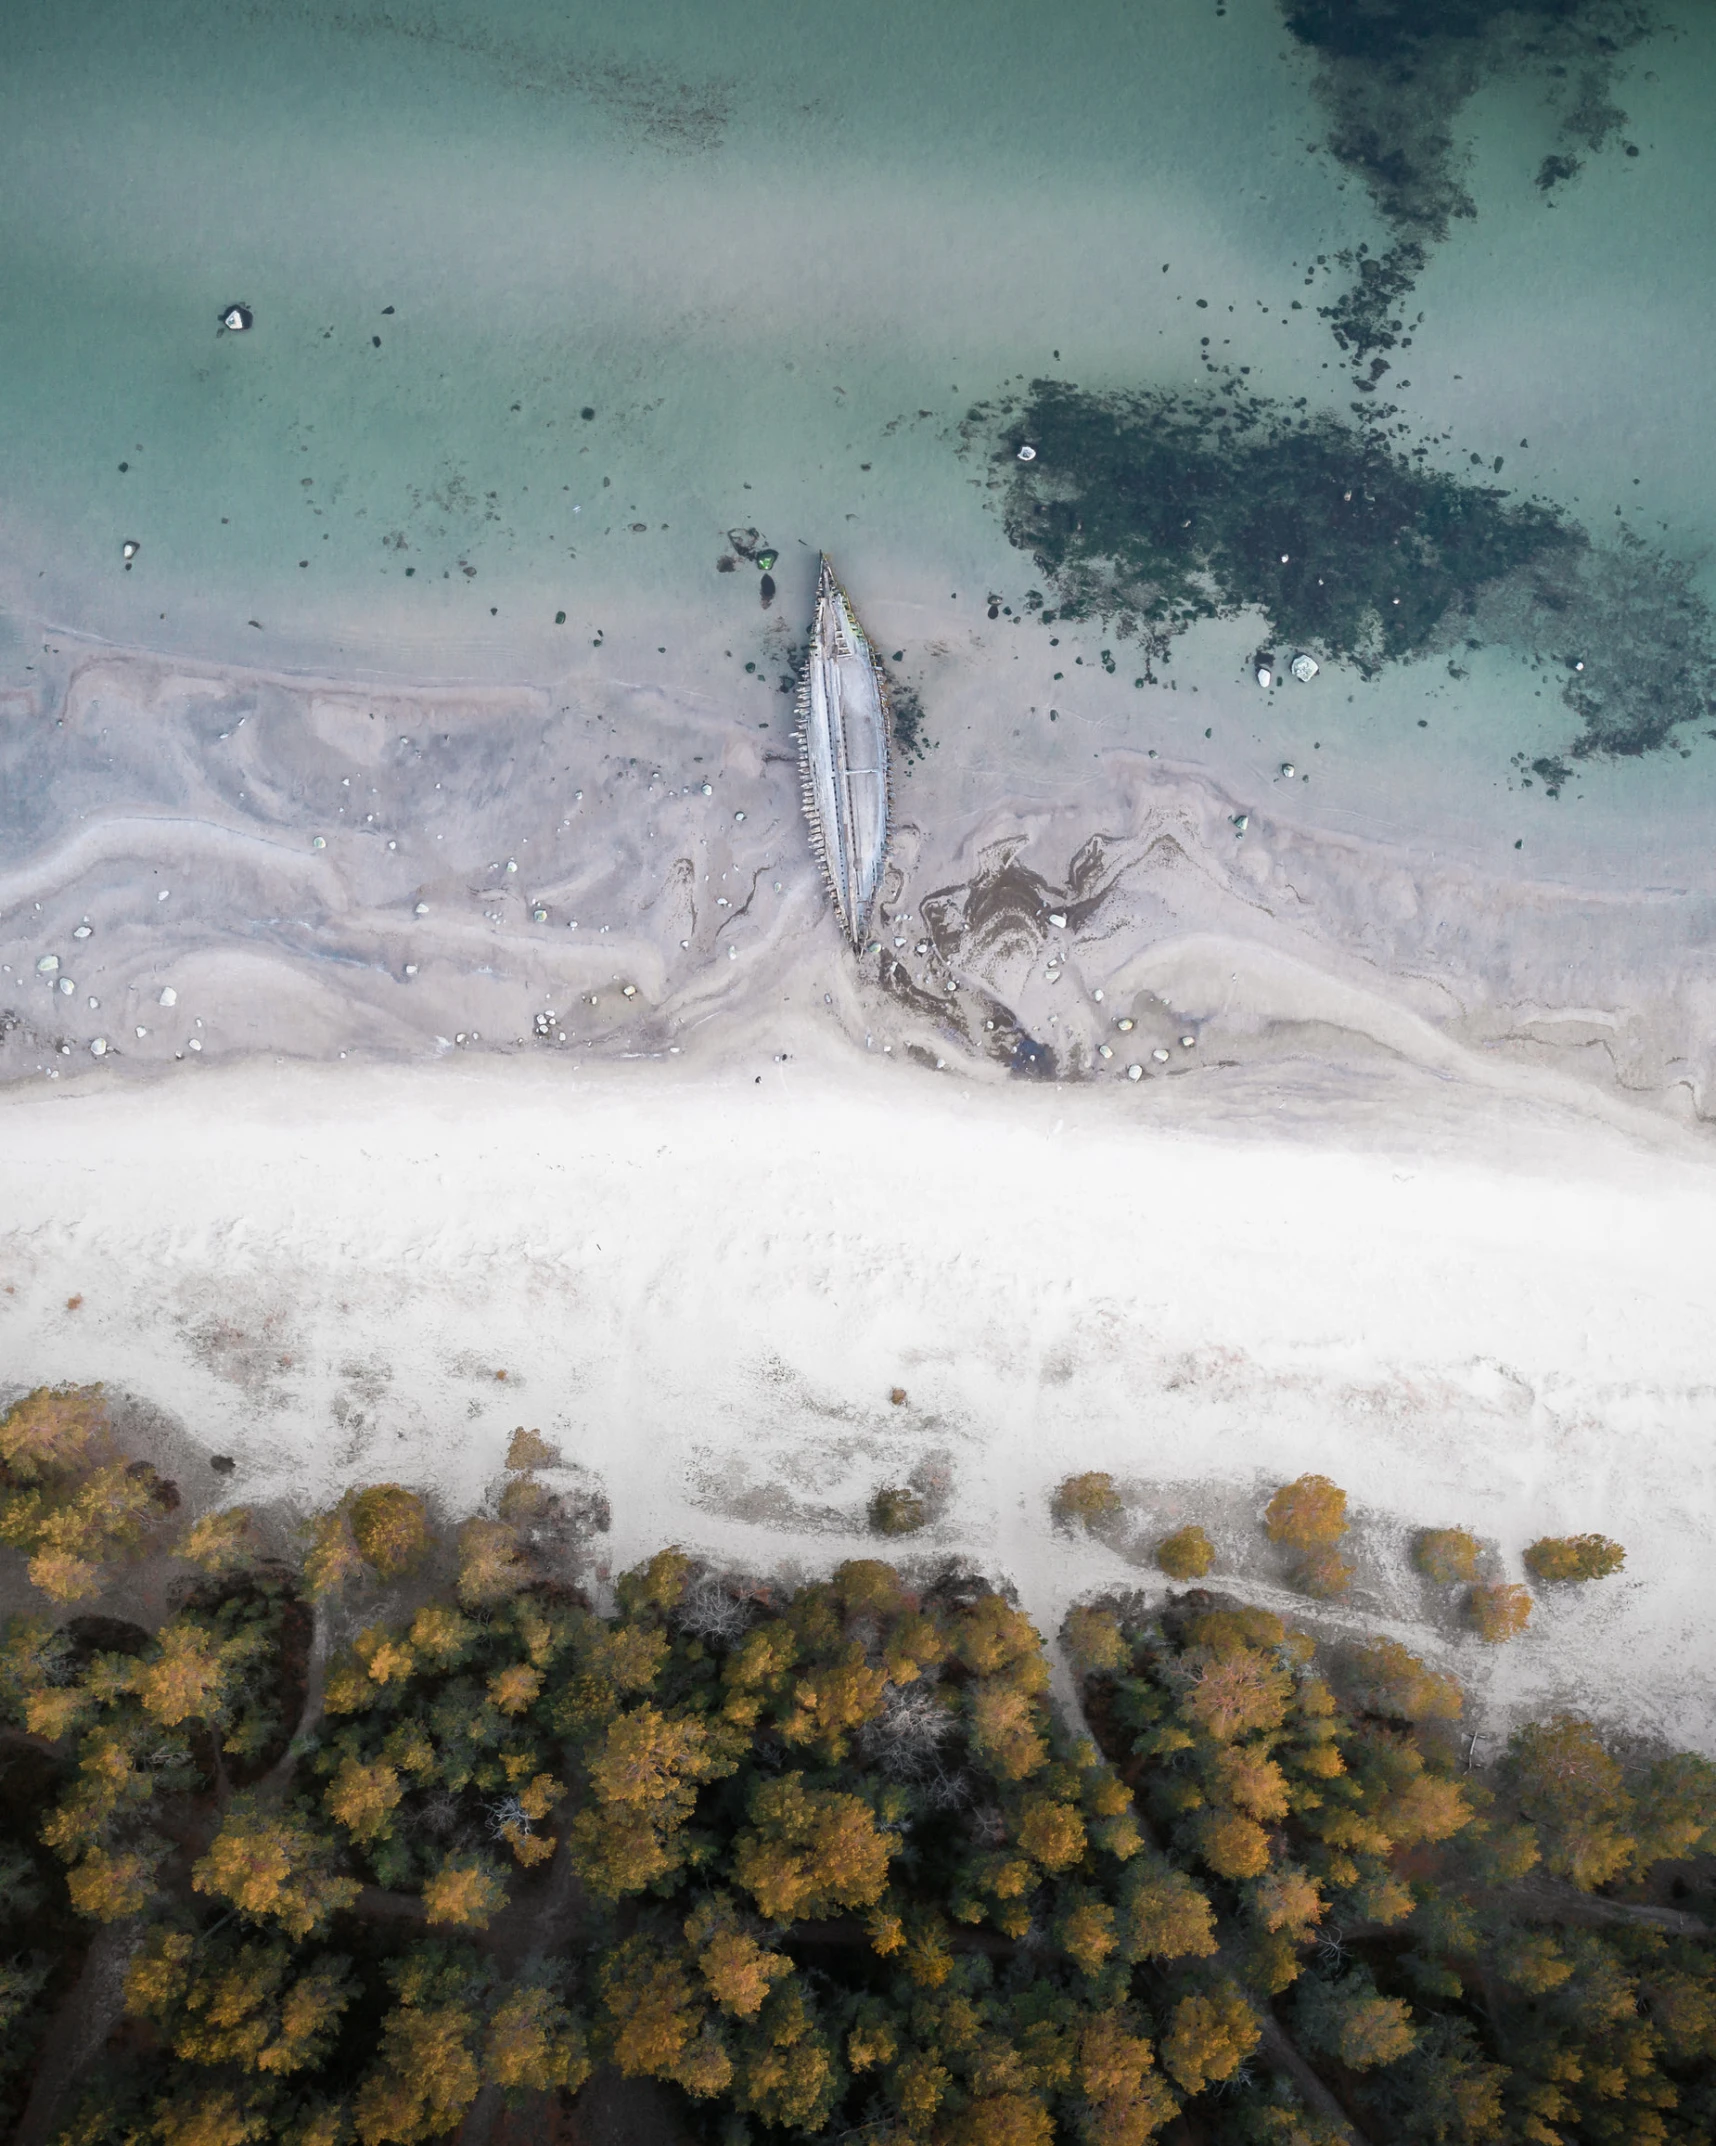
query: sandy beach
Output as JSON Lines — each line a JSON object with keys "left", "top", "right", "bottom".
{"left": 4, "top": 1046, "right": 1714, "bottom": 1756}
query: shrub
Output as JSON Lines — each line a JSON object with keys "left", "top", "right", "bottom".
{"left": 1415, "top": 1526, "right": 1481, "bottom": 1584}
{"left": 349, "top": 1486, "right": 431, "bottom": 1580}
{"left": 1294, "top": 1546, "right": 1353, "bottom": 1600}
{"left": 1053, "top": 1473, "right": 1124, "bottom": 1529}
{"left": 869, "top": 1485, "right": 928, "bottom": 1536}
{"left": 1156, "top": 1525, "right": 1214, "bottom": 1580}
{"left": 1344, "top": 1637, "right": 1462, "bottom": 1724}
{"left": 1264, "top": 1474, "right": 1347, "bottom": 1551}
{"left": 1468, "top": 1582, "right": 1532, "bottom": 1644}
{"left": 1523, "top": 1534, "right": 1626, "bottom": 1584}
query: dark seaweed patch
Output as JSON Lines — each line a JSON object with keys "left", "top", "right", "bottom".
{"left": 987, "top": 378, "right": 1574, "bottom": 676}
{"left": 1282, "top": 0, "right": 1657, "bottom": 372}
{"left": 978, "top": 380, "right": 1714, "bottom": 761}
{"left": 890, "top": 679, "right": 929, "bottom": 764}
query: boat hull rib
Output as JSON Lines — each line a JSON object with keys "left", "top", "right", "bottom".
{"left": 796, "top": 555, "right": 892, "bottom": 949}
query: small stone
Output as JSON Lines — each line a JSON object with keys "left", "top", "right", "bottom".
{"left": 90, "top": 1037, "right": 108, "bottom": 1057}
{"left": 1290, "top": 654, "right": 1319, "bottom": 682}
{"left": 1098, "top": 1043, "right": 1113, "bottom": 1059}
{"left": 506, "top": 859, "right": 518, "bottom": 873}
{"left": 622, "top": 984, "right": 637, "bottom": 998}
{"left": 415, "top": 902, "right": 429, "bottom": 915}
{"left": 1153, "top": 1047, "right": 1170, "bottom": 1062}
{"left": 210, "top": 1454, "right": 236, "bottom": 1474}
{"left": 404, "top": 964, "right": 418, "bottom": 977}
{"left": 1256, "top": 666, "right": 1273, "bottom": 689}
{"left": 1092, "top": 989, "right": 1104, "bottom": 1001}
{"left": 57, "top": 978, "right": 74, "bottom": 996}
{"left": 1280, "top": 762, "right": 1296, "bottom": 779}
{"left": 157, "top": 889, "right": 169, "bottom": 901}
{"left": 1048, "top": 912, "right": 1067, "bottom": 928}
{"left": 1232, "top": 813, "right": 1249, "bottom": 834}
{"left": 1116, "top": 1017, "right": 1135, "bottom": 1032}
{"left": 701, "top": 782, "right": 713, "bottom": 795}
{"left": 35, "top": 955, "right": 58, "bottom": 974}
{"left": 1126, "top": 1062, "right": 1143, "bottom": 1080}
{"left": 1180, "top": 1034, "right": 1196, "bottom": 1048}
{"left": 311, "top": 835, "right": 326, "bottom": 850}
{"left": 73, "top": 924, "right": 92, "bottom": 939}
{"left": 159, "top": 987, "right": 177, "bottom": 1007}
{"left": 135, "top": 1025, "right": 147, "bottom": 1038}
{"left": 188, "top": 1038, "right": 202, "bottom": 1052}
{"left": 1017, "top": 444, "right": 1038, "bottom": 462}
{"left": 533, "top": 908, "right": 548, "bottom": 922}
{"left": 734, "top": 810, "right": 746, "bottom": 823}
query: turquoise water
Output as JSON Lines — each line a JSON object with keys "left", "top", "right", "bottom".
{"left": 2, "top": 0, "right": 1713, "bottom": 841}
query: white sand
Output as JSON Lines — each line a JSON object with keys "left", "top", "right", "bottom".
{"left": 3, "top": 1050, "right": 1714, "bottom": 1755}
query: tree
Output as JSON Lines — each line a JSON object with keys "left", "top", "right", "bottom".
{"left": 1118, "top": 1864, "right": 1219, "bottom": 1962}
{"left": 1506, "top": 1715, "right": 1635, "bottom": 1889}
{"left": 180, "top": 1508, "right": 260, "bottom": 1575}
{"left": 423, "top": 1857, "right": 509, "bottom": 1929}
{"left": 484, "top": 1982, "right": 590, "bottom": 2094}
{"left": 1295, "top": 1968, "right": 1418, "bottom": 2070}
{"left": 732, "top": 1773, "right": 892, "bottom": 1921}
{"left": 970, "top": 1680, "right": 1050, "bottom": 1782}
{"left": 1064, "top": 1605, "right": 1130, "bottom": 1673}
{"left": 1161, "top": 1981, "right": 1259, "bottom": 2095}
{"left": 353, "top": 1949, "right": 487, "bottom": 2145}
{"left": 325, "top": 1757, "right": 403, "bottom": 1845}
{"left": 597, "top": 1935, "right": 731, "bottom": 2097}
{"left": 1414, "top": 1526, "right": 1480, "bottom": 1584}
{"left": 1344, "top": 1638, "right": 1463, "bottom": 1725}
{"left": 870, "top": 1484, "right": 927, "bottom": 1535}
{"left": 1524, "top": 1534, "right": 1626, "bottom": 1584}
{"left": 1467, "top": 1582, "right": 1531, "bottom": 1643}
{"left": 1055, "top": 1472, "right": 1125, "bottom": 1529}
{"left": 505, "top": 1426, "right": 559, "bottom": 1470}
{"left": 1157, "top": 1525, "right": 1214, "bottom": 1580}
{"left": 348, "top": 1486, "right": 431, "bottom": 1580}
{"left": 686, "top": 1894, "right": 793, "bottom": 2017}
{"left": 192, "top": 1799, "right": 360, "bottom": 1938}
{"left": 1078, "top": 2008, "right": 1179, "bottom": 2146}
{"left": 124, "top": 1930, "right": 354, "bottom": 2076}
{"left": 1264, "top": 1475, "right": 1347, "bottom": 1551}
{"left": 454, "top": 1517, "right": 528, "bottom": 1608}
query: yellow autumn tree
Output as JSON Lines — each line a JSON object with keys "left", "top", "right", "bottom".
{"left": 732, "top": 1773, "right": 892, "bottom": 1922}
{"left": 1161, "top": 1981, "right": 1259, "bottom": 2095}
{"left": 484, "top": 1983, "right": 590, "bottom": 2094}
{"left": 348, "top": 1484, "right": 431, "bottom": 1579}
{"left": 423, "top": 1857, "right": 509, "bottom": 1930}
{"left": 191, "top": 1799, "right": 360, "bottom": 1939}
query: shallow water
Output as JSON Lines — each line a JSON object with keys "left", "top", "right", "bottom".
{"left": 4, "top": 0, "right": 1716, "bottom": 1090}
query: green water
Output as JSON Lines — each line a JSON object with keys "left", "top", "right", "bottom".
{"left": 2, "top": 0, "right": 1713, "bottom": 841}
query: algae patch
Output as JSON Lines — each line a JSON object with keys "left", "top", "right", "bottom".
{"left": 973, "top": 380, "right": 1715, "bottom": 761}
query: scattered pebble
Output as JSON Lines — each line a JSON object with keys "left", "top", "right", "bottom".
{"left": 414, "top": 902, "right": 429, "bottom": 915}
{"left": 311, "top": 835, "right": 326, "bottom": 850}
{"left": 734, "top": 810, "right": 746, "bottom": 823}
{"left": 1092, "top": 989, "right": 1104, "bottom": 1002}
{"left": 1017, "top": 444, "right": 1038, "bottom": 462}
{"left": 1290, "top": 654, "right": 1319, "bottom": 682}
{"left": 73, "top": 924, "right": 92, "bottom": 940}
{"left": 1153, "top": 1047, "right": 1170, "bottom": 1062}
{"left": 36, "top": 955, "right": 59, "bottom": 974}
{"left": 404, "top": 964, "right": 418, "bottom": 977}
{"left": 1232, "top": 813, "right": 1249, "bottom": 834}
{"left": 622, "top": 984, "right": 637, "bottom": 998}
{"left": 1280, "top": 762, "right": 1296, "bottom": 779}
{"left": 90, "top": 1038, "right": 108, "bottom": 1057}
{"left": 134, "top": 1026, "right": 147, "bottom": 1038}
{"left": 57, "top": 978, "right": 74, "bottom": 996}
{"left": 157, "top": 889, "right": 169, "bottom": 901}
{"left": 188, "top": 1038, "right": 202, "bottom": 1052}
{"left": 701, "top": 783, "right": 712, "bottom": 796}
{"left": 1047, "top": 912, "right": 1067, "bottom": 928}
{"left": 1116, "top": 1017, "right": 1135, "bottom": 1032}
{"left": 1126, "top": 1062, "right": 1143, "bottom": 1080}
{"left": 533, "top": 908, "right": 548, "bottom": 922}
{"left": 1098, "top": 1043, "right": 1113, "bottom": 1059}
{"left": 159, "top": 987, "right": 177, "bottom": 1007}
{"left": 1180, "top": 1034, "right": 1196, "bottom": 1048}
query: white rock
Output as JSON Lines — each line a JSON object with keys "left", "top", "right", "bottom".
{"left": 1180, "top": 1034, "right": 1196, "bottom": 1048}
{"left": 311, "top": 835, "right": 326, "bottom": 850}
{"left": 1153, "top": 1047, "right": 1170, "bottom": 1062}
{"left": 1048, "top": 912, "right": 1067, "bottom": 929}
{"left": 1256, "top": 666, "right": 1273, "bottom": 689}
{"left": 533, "top": 908, "right": 548, "bottom": 923}
{"left": 135, "top": 1026, "right": 147, "bottom": 1038}
{"left": 701, "top": 783, "right": 713, "bottom": 796}
{"left": 57, "top": 978, "right": 74, "bottom": 996}
{"left": 188, "top": 1037, "right": 202, "bottom": 1051}
{"left": 506, "top": 859, "right": 518, "bottom": 873}
{"left": 1116, "top": 1017, "right": 1135, "bottom": 1032}
{"left": 159, "top": 987, "right": 177, "bottom": 1007}
{"left": 35, "top": 955, "right": 58, "bottom": 974}
{"left": 734, "top": 811, "right": 746, "bottom": 823}
{"left": 404, "top": 964, "right": 418, "bottom": 977}
{"left": 1232, "top": 813, "right": 1249, "bottom": 834}
{"left": 622, "top": 984, "right": 637, "bottom": 998}
{"left": 1290, "top": 653, "right": 1320, "bottom": 682}
{"left": 1098, "top": 1043, "right": 1113, "bottom": 1059}
{"left": 1092, "top": 989, "right": 1104, "bottom": 1002}
{"left": 157, "top": 889, "right": 169, "bottom": 901}
{"left": 1017, "top": 444, "right": 1038, "bottom": 462}
{"left": 1126, "top": 1063, "right": 1143, "bottom": 1080}
{"left": 90, "top": 1037, "right": 108, "bottom": 1056}
{"left": 1280, "top": 762, "right": 1296, "bottom": 779}
{"left": 73, "top": 924, "right": 92, "bottom": 940}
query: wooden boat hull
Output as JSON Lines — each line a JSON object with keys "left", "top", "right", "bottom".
{"left": 796, "top": 555, "right": 892, "bottom": 949}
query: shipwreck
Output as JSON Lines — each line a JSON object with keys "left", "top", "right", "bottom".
{"left": 796, "top": 555, "right": 893, "bottom": 949}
